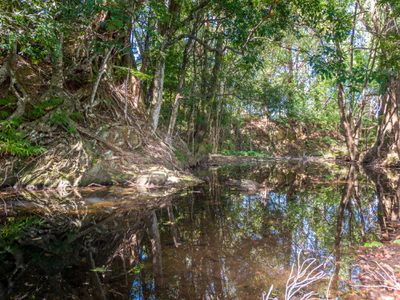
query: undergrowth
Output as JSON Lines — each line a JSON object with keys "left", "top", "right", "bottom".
{"left": 49, "top": 110, "right": 77, "bottom": 134}
{"left": 0, "top": 95, "right": 82, "bottom": 157}
{"left": 220, "top": 149, "right": 267, "bottom": 157}
{"left": 174, "top": 148, "right": 188, "bottom": 163}
{"left": 26, "top": 97, "right": 64, "bottom": 120}
{"left": 0, "top": 119, "right": 46, "bottom": 157}
{"left": 0, "top": 216, "right": 45, "bottom": 260}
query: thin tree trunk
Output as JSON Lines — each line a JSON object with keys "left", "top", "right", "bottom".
{"left": 90, "top": 47, "right": 113, "bottom": 108}
{"left": 165, "top": 37, "right": 193, "bottom": 144}
{"left": 337, "top": 82, "right": 359, "bottom": 161}
{"left": 207, "top": 37, "right": 223, "bottom": 153}
{"left": 151, "top": 54, "right": 166, "bottom": 132}
{"left": 148, "top": 211, "right": 163, "bottom": 288}
{"left": 7, "top": 44, "right": 31, "bottom": 120}
{"left": 50, "top": 35, "right": 64, "bottom": 91}
{"left": 0, "top": 63, "right": 8, "bottom": 86}
{"left": 363, "top": 77, "right": 400, "bottom": 165}
{"left": 212, "top": 80, "right": 224, "bottom": 153}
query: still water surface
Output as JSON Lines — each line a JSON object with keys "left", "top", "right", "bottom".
{"left": 1, "top": 161, "right": 398, "bottom": 299}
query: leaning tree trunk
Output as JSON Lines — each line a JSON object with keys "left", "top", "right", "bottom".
{"left": 363, "top": 77, "right": 400, "bottom": 166}
{"left": 90, "top": 47, "right": 113, "bottom": 108}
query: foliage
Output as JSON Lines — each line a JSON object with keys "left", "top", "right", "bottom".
{"left": 90, "top": 266, "right": 108, "bottom": 273}
{"left": 113, "top": 66, "right": 152, "bottom": 81}
{"left": 174, "top": 148, "right": 188, "bottom": 163}
{"left": 0, "top": 120, "right": 46, "bottom": 157}
{"left": 27, "top": 97, "right": 64, "bottom": 120}
{"left": 363, "top": 241, "right": 384, "bottom": 248}
{"left": 1, "top": 216, "right": 44, "bottom": 242}
{"left": 0, "top": 0, "right": 399, "bottom": 160}
{"left": 220, "top": 150, "right": 267, "bottom": 157}
{"left": 49, "top": 110, "right": 77, "bottom": 134}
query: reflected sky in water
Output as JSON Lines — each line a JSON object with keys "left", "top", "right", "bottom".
{"left": 1, "top": 162, "right": 398, "bottom": 299}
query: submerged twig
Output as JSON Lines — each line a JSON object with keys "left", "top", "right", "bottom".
{"left": 263, "top": 251, "right": 333, "bottom": 300}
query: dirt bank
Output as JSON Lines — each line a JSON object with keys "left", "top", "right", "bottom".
{"left": 0, "top": 117, "right": 200, "bottom": 191}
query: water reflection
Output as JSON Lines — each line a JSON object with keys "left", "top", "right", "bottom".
{"left": 0, "top": 161, "right": 399, "bottom": 299}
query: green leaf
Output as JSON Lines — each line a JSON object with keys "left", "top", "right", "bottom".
{"left": 90, "top": 266, "right": 107, "bottom": 273}
{"left": 363, "top": 241, "right": 383, "bottom": 248}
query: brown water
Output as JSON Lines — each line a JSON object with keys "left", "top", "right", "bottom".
{"left": 0, "top": 161, "right": 398, "bottom": 299}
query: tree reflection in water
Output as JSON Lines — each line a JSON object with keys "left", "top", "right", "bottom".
{"left": 0, "top": 161, "right": 399, "bottom": 299}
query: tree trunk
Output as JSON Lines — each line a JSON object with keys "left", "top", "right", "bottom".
{"left": 148, "top": 211, "right": 163, "bottom": 288}
{"left": 89, "top": 47, "right": 113, "bottom": 108}
{"left": 207, "top": 37, "right": 223, "bottom": 153}
{"left": 150, "top": 54, "right": 166, "bottom": 132}
{"left": 7, "top": 44, "right": 31, "bottom": 120}
{"left": 212, "top": 80, "right": 224, "bottom": 153}
{"left": 50, "top": 35, "right": 64, "bottom": 92}
{"left": 150, "top": 0, "right": 181, "bottom": 132}
{"left": 165, "top": 37, "right": 193, "bottom": 144}
{"left": 337, "top": 83, "right": 359, "bottom": 161}
{"left": 0, "top": 63, "right": 8, "bottom": 86}
{"left": 363, "top": 77, "right": 400, "bottom": 165}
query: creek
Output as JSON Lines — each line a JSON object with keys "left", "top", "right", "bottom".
{"left": 0, "top": 160, "right": 398, "bottom": 299}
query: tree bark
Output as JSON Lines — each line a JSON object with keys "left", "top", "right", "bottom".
{"left": 363, "top": 77, "right": 400, "bottom": 165}
{"left": 207, "top": 37, "right": 224, "bottom": 153}
{"left": 0, "top": 63, "right": 8, "bottom": 86}
{"left": 50, "top": 35, "right": 64, "bottom": 91}
{"left": 150, "top": 0, "right": 181, "bottom": 132}
{"left": 165, "top": 37, "right": 193, "bottom": 144}
{"left": 7, "top": 45, "right": 31, "bottom": 120}
{"left": 147, "top": 211, "right": 163, "bottom": 288}
{"left": 89, "top": 47, "right": 113, "bottom": 108}
{"left": 150, "top": 54, "right": 166, "bottom": 132}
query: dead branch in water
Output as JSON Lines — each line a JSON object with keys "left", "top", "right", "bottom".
{"left": 354, "top": 260, "right": 400, "bottom": 291}
{"left": 263, "top": 251, "right": 333, "bottom": 300}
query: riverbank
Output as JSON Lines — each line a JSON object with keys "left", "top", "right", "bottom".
{"left": 0, "top": 114, "right": 202, "bottom": 192}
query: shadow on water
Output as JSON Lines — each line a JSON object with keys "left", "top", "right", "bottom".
{"left": 0, "top": 161, "right": 399, "bottom": 299}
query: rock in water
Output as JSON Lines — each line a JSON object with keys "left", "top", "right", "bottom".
{"left": 135, "top": 171, "right": 168, "bottom": 187}
{"left": 227, "top": 179, "right": 260, "bottom": 192}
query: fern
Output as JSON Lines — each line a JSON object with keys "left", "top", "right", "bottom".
{"left": 0, "top": 120, "right": 46, "bottom": 157}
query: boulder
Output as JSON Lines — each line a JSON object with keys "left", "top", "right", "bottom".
{"left": 136, "top": 171, "right": 168, "bottom": 187}
{"left": 227, "top": 179, "right": 260, "bottom": 192}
